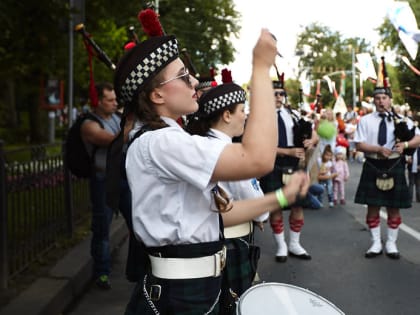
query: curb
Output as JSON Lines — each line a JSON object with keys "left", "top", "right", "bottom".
{"left": 0, "top": 217, "right": 128, "bottom": 315}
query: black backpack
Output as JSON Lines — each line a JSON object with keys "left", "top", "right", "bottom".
{"left": 65, "top": 112, "right": 104, "bottom": 178}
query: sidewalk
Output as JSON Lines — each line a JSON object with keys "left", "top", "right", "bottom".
{"left": 0, "top": 217, "right": 129, "bottom": 315}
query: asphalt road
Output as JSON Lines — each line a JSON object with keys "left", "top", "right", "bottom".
{"left": 65, "top": 161, "right": 420, "bottom": 315}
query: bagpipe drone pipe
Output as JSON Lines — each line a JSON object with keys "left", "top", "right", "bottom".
{"left": 381, "top": 56, "right": 417, "bottom": 155}
{"left": 389, "top": 107, "right": 417, "bottom": 155}
{"left": 292, "top": 88, "right": 313, "bottom": 148}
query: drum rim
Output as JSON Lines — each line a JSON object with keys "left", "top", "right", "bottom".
{"left": 237, "top": 282, "right": 345, "bottom": 314}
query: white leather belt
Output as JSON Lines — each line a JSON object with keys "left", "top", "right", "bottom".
{"left": 366, "top": 152, "right": 400, "bottom": 160}
{"left": 224, "top": 222, "right": 252, "bottom": 239}
{"left": 149, "top": 246, "right": 226, "bottom": 279}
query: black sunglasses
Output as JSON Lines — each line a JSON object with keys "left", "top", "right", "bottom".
{"left": 274, "top": 91, "right": 286, "bottom": 97}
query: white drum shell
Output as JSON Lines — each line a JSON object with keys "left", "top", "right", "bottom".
{"left": 236, "top": 282, "right": 345, "bottom": 315}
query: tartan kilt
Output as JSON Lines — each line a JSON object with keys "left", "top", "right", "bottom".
{"left": 218, "top": 237, "right": 255, "bottom": 314}
{"left": 124, "top": 241, "right": 223, "bottom": 315}
{"left": 259, "top": 155, "right": 309, "bottom": 209}
{"left": 354, "top": 157, "right": 411, "bottom": 208}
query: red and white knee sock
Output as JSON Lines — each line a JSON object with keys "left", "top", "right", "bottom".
{"left": 288, "top": 218, "right": 307, "bottom": 255}
{"left": 271, "top": 218, "right": 287, "bottom": 256}
{"left": 366, "top": 215, "right": 382, "bottom": 253}
{"left": 386, "top": 216, "right": 401, "bottom": 253}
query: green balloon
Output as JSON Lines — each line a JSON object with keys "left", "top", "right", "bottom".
{"left": 317, "top": 121, "right": 337, "bottom": 140}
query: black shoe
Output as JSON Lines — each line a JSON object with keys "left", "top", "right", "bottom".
{"left": 386, "top": 252, "right": 400, "bottom": 260}
{"left": 275, "top": 255, "right": 287, "bottom": 263}
{"left": 95, "top": 275, "right": 111, "bottom": 290}
{"left": 365, "top": 250, "right": 383, "bottom": 258}
{"left": 289, "top": 251, "right": 312, "bottom": 260}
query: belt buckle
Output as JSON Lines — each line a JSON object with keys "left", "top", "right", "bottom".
{"left": 220, "top": 246, "right": 227, "bottom": 270}
{"left": 149, "top": 284, "right": 161, "bottom": 301}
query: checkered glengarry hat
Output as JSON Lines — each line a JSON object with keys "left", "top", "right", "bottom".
{"left": 198, "top": 83, "right": 247, "bottom": 116}
{"left": 114, "top": 35, "right": 179, "bottom": 106}
{"left": 196, "top": 77, "right": 217, "bottom": 91}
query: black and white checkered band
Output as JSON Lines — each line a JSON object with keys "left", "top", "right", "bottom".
{"left": 373, "top": 87, "right": 390, "bottom": 96}
{"left": 203, "top": 90, "right": 247, "bottom": 115}
{"left": 120, "top": 38, "right": 178, "bottom": 103}
{"left": 197, "top": 81, "right": 213, "bottom": 90}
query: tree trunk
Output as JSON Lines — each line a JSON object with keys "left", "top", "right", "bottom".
{"left": 5, "top": 81, "right": 18, "bottom": 128}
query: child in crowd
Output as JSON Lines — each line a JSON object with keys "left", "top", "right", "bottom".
{"left": 333, "top": 146, "right": 350, "bottom": 205}
{"left": 345, "top": 117, "right": 358, "bottom": 161}
{"left": 318, "top": 144, "right": 337, "bottom": 207}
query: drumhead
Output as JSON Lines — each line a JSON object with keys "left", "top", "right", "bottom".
{"left": 237, "top": 282, "right": 345, "bottom": 315}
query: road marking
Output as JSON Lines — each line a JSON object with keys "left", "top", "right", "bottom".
{"left": 380, "top": 210, "right": 420, "bottom": 241}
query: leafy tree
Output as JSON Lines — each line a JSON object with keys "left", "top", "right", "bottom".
{"left": 73, "top": 0, "right": 240, "bottom": 105}
{"left": 0, "top": 0, "right": 240, "bottom": 144}
{"left": 0, "top": 0, "right": 70, "bottom": 143}
{"left": 377, "top": 0, "right": 420, "bottom": 111}
{"left": 295, "top": 23, "right": 371, "bottom": 108}
{"left": 158, "top": 0, "right": 240, "bottom": 76}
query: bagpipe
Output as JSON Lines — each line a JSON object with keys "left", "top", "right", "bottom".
{"left": 381, "top": 56, "right": 417, "bottom": 155}
{"left": 292, "top": 88, "right": 313, "bottom": 148}
{"left": 387, "top": 107, "right": 417, "bottom": 155}
{"left": 74, "top": 23, "right": 116, "bottom": 70}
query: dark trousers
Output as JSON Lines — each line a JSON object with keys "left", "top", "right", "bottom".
{"left": 90, "top": 172, "right": 113, "bottom": 278}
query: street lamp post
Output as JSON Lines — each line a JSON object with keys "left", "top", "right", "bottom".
{"left": 351, "top": 47, "right": 357, "bottom": 108}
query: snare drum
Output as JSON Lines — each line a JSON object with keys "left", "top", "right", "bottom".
{"left": 236, "top": 282, "right": 345, "bottom": 315}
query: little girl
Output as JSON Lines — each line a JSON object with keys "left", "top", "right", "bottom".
{"left": 333, "top": 146, "right": 350, "bottom": 205}
{"left": 318, "top": 144, "right": 337, "bottom": 207}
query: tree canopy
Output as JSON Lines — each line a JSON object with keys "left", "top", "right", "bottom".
{"left": 0, "top": 0, "right": 240, "bottom": 143}
{"left": 1, "top": 0, "right": 419, "bottom": 144}
{"left": 293, "top": 0, "right": 420, "bottom": 111}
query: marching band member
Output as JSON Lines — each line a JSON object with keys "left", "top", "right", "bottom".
{"left": 186, "top": 82, "right": 269, "bottom": 314}
{"left": 114, "top": 18, "right": 309, "bottom": 314}
{"left": 354, "top": 57, "right": 420, "bottom": 259}
{"left": 259, "top": 75, "right": 318, "bottom": 263}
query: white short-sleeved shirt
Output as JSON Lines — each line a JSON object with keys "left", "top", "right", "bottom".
{"left": 209, "top": 129, "right": 269, "bottom": 223}
{"left": 126, "top": 117, "right": 228, "bottom": 247}
{"left": 354, "top": 112, "right": 419, "bottom": 149}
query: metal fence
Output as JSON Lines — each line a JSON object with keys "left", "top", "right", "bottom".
{"left": 0, "top": 140, "right": 91, "bottom": 289}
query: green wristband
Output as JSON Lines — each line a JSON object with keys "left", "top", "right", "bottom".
{"left": 275, "top": 189, "right": 288, "bottom": 208}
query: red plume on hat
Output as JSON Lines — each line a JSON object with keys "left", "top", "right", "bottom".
{"left": 138, "top": 8, "right": 164, "bottom": 37}
{"left": 381, "top": 56, "right": 391, "bottom": 90}
{"left": 279, "top": 72, "right": 284, "bottom": 86}
{"left": 221, "top": 68, "right": 233, "bottom": 84}
{"left": 272, "top": 64, "right": 284, "bottom": 90}
{"left": 210, "top": 68, "right": 218, "bottom": 87}
{"left": 373, "top": 56, "right": 392, "bottom": 97}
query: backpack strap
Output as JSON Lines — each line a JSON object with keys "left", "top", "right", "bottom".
{"left": 84, "top": 112, "right": 104, "bottom": 129}
{"left": 82, "top": 113, "right": 105, "bottom": 168}
{"left": 127, "top": 124, "right": 153, "bottom": 148}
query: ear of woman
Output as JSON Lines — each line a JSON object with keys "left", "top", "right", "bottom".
{"left": 223, "top": 110, "right": 231, "bottom": 123}
{"left": 150, "top": 89, "right": 164, "bottom": 105}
